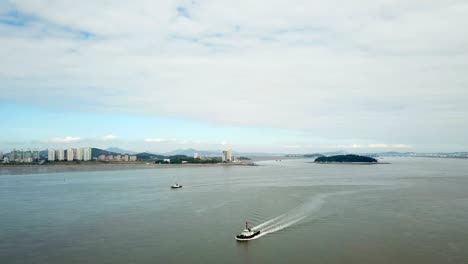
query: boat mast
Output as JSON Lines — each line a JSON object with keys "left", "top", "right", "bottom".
{"left": 245, "top": 221, "right": 248, "bottom": 230}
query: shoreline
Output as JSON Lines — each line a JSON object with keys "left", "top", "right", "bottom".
{"left": 0, "top": 161, "right": 257, "bottom": 176}
{"left": 0, "top": 161, "right": 257, "bottom": 168}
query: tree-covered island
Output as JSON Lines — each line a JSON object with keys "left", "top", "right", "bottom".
{"left": 314, "top": 154, "right": 377, "bottom": 163}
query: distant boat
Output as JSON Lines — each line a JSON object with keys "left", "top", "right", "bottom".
{"left": 171, "top": 183, "right": 182, "bottom": 189}
{"left": 235, "top": 222, "right": 260, "bottom": 241}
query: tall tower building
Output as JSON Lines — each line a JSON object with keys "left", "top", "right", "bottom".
{"left": 10, "top": 149, "right": 17, "bottom": 161}
{"left": 82, "top": 147, "right": 92, "bottom": 161}
{"left": 56, "top": 148, "right": 65, "bottom": 161}
{"left": 75, "top": 148, "right": 83, "bottom": 161}
{"left": 222, "top": 150, "right": 232, "bottom": 162}
{"left": 47, "top": 149, "right": 56, "bottom": 161}
{"left": 66, "top": 148, "right": 74, "bottom": 161}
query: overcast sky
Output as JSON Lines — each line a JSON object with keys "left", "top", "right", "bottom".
{"left": 1, "top": 0, "right": 468, "bottom": 153}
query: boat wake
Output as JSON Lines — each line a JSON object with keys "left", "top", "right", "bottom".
{"left": 251, "top": 188, "right": 380, "bottom": 240}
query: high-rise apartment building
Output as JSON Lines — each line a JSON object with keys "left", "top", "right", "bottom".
{"left": 47, "top": 149, "right": 55, "bottom": 161}
{"left": 56, "top": 148, "right": 65, "bottom": 161}
{"left": 82, "top": 147, "right": 92, "bottom": 161}
{"left": 66, "top": 148, "right": 74, "bottom": 161}
{"left": 75, "top": 148, "right": 83, "bottom": 161}
{"left": 222, "top": 150, "right": 232, "bottom": 162}
{"left": 10, "top": 149, "right": 17, "bottom": 161}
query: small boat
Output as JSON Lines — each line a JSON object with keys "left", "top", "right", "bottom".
{"left": 171, "top": 183, "right": 183, "bottom": 189}
{"left": 235, "top": 222, "right": 261, "bottom": 241}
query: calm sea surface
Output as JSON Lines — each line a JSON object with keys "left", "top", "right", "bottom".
{"left": 1, "top": 158, "right": 468, "bottom": 264}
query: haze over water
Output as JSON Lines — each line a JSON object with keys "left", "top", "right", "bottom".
{"left": 1, "top": 158, "right": 468, "bottom": 264}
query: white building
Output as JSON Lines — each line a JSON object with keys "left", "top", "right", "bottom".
{"left": 82, "top": 147, "right": 92, "bottom": 161}
{"left": 66, "top": 148, "right": 74, "bottom": 161}
{"left": 222, "top": 150, "right": 232, "bottom": 162}
{"left": 56, "top": 148, "right": 65, "bottom": 161}
{"left": 75, "top": 148, "right": 83, "bottom": 161}
{"left": 194, "top": 153, "right": 200, "bottom": 159}
{"left": 47, "top": 148, "right": 56, "bottom": 161}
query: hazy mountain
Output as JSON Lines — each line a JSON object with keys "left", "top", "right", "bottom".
{"left": 106, "top": 147, "right": 137, "bottom": 155}
{"left": 135, "top": 152, "right": 165, "bottom": 160}
{"left": 91, "top": 148, "right": 121, "bottom": 157}
{"left": 162, "top": 148, "right": 221, "bottom": 156}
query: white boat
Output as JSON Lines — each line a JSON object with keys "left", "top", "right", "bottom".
{"left": 235, "top": 222, "right": 260, "bottom": 241}
{"left": 171, "top": 183, "right": 183, "bottom": 189}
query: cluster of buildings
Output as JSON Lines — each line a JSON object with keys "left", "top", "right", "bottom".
{"left": 97, "top": 154, "right": 137, "bottom": 162}
{"left": 2, "top": 149, "right": 40, "bottom": 163}
{"left": 192, "top": 150, "right": 233, "bottom": 162}
{"left": 47, "top": 148, "right": 92, "bottom": 161}
{"left": 1, "top": 148, "right": 233, "bottom": 165}
{"left": 47, "top": 148, "right": 137, "bottom": 162}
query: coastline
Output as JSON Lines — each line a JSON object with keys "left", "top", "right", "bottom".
{"left": 0, "top": 161, "right": 257, "bottom": 175}
{"left": 0, "top": 161, "right": 256, "bottom": 168}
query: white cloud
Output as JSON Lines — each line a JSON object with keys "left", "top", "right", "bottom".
{"left": 100, "top": 134, "right": 118, "bottom": 141}
{"left": 144, "top": 138, "right": 164, "bottom": 143}
{"left": 369, "top": 144, "right": 409, "bottom": 149}
{"left": 1, "top": 0, "right": 467, "bottom": 149}
{"left": 47, "top": 136, "right": 81, "bottom": 143}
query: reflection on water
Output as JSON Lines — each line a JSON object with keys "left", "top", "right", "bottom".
{"left": 1, "top": 158, "right": 468, "bottom": 264}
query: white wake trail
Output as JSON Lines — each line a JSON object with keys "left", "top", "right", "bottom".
{"left": 251, "top": 188, "right": 383, "bottom": 239}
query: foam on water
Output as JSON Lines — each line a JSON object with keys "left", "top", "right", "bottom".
{"left": 251, "top": 188, "right": 382, "bottom": 239}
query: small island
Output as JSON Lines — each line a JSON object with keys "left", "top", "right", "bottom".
{"left": 314, "top": 154, "right": 378, "bottom": 163}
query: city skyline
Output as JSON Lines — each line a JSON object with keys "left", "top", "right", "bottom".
{"left": 1, "top": 1, "right": 468, "bottom": 153}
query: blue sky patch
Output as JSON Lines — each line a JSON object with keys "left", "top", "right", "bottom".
{"left": 176, "top": 6, "right": 190, "bottom": 18}
{"left": 0, "top": 10, "right": 36, "bottom": 27}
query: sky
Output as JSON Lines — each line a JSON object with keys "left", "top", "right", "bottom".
{"left": 1, "top": 0, "right": 468, "bottom": 153}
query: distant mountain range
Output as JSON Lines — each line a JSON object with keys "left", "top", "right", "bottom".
{"left": 5, "top": 148, "right": 468, "bottom": 161}
{"left": 102, "top": 148, "right": 268, "bottom": 157}
{"left": 105, "top": 147, "right": 137, "bottom": 155}
{"left": 92, "top": 148, "right": 121, "bottom": 157}
{"left": 102, "top": 147, "right": 219, "bottom": 156}
{"left": 162, "top": 148, "right": 220, "bottom": 156}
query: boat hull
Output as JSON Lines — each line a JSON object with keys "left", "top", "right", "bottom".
{"left": 235, "top": 230, "right": 261, "bottom": 241}
{"left": 171, "top": 186, "right": 182, "bottom": 189}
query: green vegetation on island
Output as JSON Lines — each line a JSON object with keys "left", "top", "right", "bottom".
{"left": 314, "top": 154, "right": 377, "bottom": 163}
